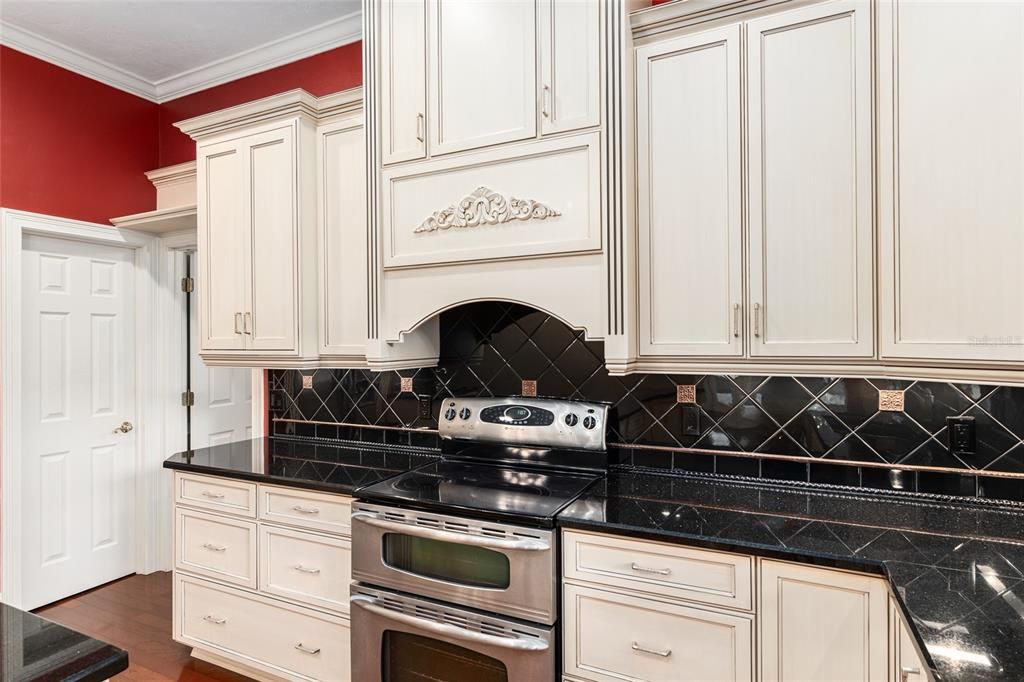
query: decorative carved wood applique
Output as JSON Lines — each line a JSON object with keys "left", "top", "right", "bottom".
{"left": 414, "top": 186, "right": 561, "bottom": 234}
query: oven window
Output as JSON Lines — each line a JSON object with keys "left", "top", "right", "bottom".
{"left": 383, "top": 631, "right": 509, "bottom": 682}
{"left": 382, "top": 533, "right": 511, "bottom": 589}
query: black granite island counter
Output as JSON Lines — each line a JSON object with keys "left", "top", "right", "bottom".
{"left": 0, "top": 603, "right": 128, "bottom": 681}
{"left": 558, "top": 470, "right": 1024, "bottom": 681}
{"left": 162, "top": 436, "right": 441, "bottom": 495}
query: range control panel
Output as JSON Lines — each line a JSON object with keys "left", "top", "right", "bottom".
{"left": 439, "top": 397, "right": 609, "bottom": 451}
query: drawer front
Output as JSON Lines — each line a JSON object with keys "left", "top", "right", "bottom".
{"left": 176, "top": 472, "right": 256, "bottom": 518}
{"left": 175, "top": 509, "right": 257, "bottom": 589}
{"left": 563, "top": 584, "right": 753, "bottom": 682}
{"left": 563, "top": 530, "right": 753, "bottom": 611}
{"left": 260, "top": 525, "right": 352, "bottom": 614}
{"left": 175, "top": 573, "right": 350, "bottom": 682}
{"left": 259, "top": 484, "right": 352, "bottom": 536}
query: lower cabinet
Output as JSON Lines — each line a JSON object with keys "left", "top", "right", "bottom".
{"left": 172, "top": 472, "right": 352, "bottom": 681}
{"left": 760, "top": 560, "right": 889, "bottom": 682}
{"left": 891, "top": 598, "right": 929, "bottom": 682}
{"left": 563, "top": 584, "right": 753, "bottom": 682}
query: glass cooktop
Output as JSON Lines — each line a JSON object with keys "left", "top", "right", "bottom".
{"left": 357, "top": 460, "right": 602, "bottom": 526}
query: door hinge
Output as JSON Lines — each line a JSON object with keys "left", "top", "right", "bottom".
{"left": 181, "top": 391, "right": 195, "bottom": 407}
{"left": 181, "top": 277, "right": 194, "bottom": 293}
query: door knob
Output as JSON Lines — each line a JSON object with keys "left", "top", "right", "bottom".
{"left": 113, "top": 421, "right": 134, "bottom": 434}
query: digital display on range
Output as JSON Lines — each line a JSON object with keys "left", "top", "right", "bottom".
{"left": 480, "top": 405, "right": 555, "bottom": 426}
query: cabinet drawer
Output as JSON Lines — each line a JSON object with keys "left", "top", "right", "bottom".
{"left": 258, "top": 484, "right": 352, "bottom": 535}
{"left": 259, "top": 525, "right": 351, "bottom": 614}
{"left": 563, "top": 530, "right": 753, "bottom": 611}
{"left": 175, "top": 573, "right": 350, "bottom": 682}
{"left": 175, "top": 509, "right": 257, "bottom": 589}
{"left": 175, "top": 472, "right": 256, "bottom": 518}
{"left": 563, "top": 584, "right": 753, "bottom": 682}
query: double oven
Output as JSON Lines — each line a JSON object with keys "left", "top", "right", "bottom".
{"left": 348, "top": 396, "right": 609, "bottom": 682}
{"left": 350, "top": 503, "right": 558, "bottom": 680}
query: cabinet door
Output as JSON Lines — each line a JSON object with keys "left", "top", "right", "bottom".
{"left": 244, "top": 125, "right": 298, "bottom": 352}
{"left": 891, "top": 599, "right": 929, "bottom": 682}
{"left": 878, "top": 1, "right": 1024, "bottom": 362}
{"left": 747, "top": 1, "right": 874, "bottom": 357}
{"left": 379, "top": 0, "right": 427, "bottom": 165}
{"left": 318, "top": 116, "right": 368, "bottom": 359}
{"left": 760, "top": 561, "right": 888, "bottom": 682}
{"left": 197, "top": 138, "right": 246, "bottom": 351}
{"left": 636, "top": 26, "right": 743, "bottom": 357}
{"left": 539, "top": 0, "right": 601, "bottom": 135}
{"left": 428, "top": 0, "right": 537, "bottom": 155}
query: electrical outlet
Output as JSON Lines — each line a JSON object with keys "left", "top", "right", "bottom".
{"left": 417, "top": 394, "right": 432, "bottom": 420}
{"left": 681, "top": 405, "right": 701, "bottom": 436}
{"left": 947, "top": 416, "right": 976, "bottom": 457}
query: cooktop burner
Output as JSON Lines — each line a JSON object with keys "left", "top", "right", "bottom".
{"left": 358, "top": 397, "right": 610, "bottom": 525}
{"left": 358, "top": 460, "right": 600, "bottom": 524}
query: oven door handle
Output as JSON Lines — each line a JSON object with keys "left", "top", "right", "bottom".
{"left": 351, "top": 595, "right": 550, "bottom": 652}
{"left": 351, "top": 512, "right": 550, "bottom": 552}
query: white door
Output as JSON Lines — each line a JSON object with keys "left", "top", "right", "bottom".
{"left": 379, "top": 0, "right": 427, "bottom": 164}
{"left": 878, "top": 0, "right": 1024, "bottom": 362}
{"left": 21, "top": 235, "right": 137, "bottom": 609}
{"left": 636, "top": 25, "right": 744, "bottom": 357}
{"left": 539, "top": 0, "right": 601, "bottom": 135}
{"left": 760, "top": 561, "right": 888, "bottom": 682}
{"left": 245, "top": 123, "right": 299, "bottom": 353}
{"left": 428, "top": 0, "right": 537, "bottom": 155}
{"left": 183, "top": 256, "right": 254, "bottom": 449}
{"left": 746, "top": 0, "right": 874, "bottom": 357}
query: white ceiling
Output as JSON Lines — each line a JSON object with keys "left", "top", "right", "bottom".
{"left": 0, "top": 0, "right": 362, "bottom": 102}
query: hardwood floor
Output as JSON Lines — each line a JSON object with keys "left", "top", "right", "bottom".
{"left": 35, "top": 572, "right": 251, "bottom": 681}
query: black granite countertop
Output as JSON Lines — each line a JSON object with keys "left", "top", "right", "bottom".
{"left": 162, "top": 437, "right": 441, "bottom": 495}
{"left": 0, "top": 603, "right": 128, "bottom": 681}
{"left": 558, "top": 469, "right": 1024, "bottom": 682}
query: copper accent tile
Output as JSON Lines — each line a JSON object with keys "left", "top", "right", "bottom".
{"left": 522, "top": 380, "right": 538, "bottom": 397}
{"left": 879, "top": 389, "right": 905, "bottom": 412}
{"left": 302, "top": 375, "right": 313, "bottom": 390}
{"left": 400, "top": 377, "right": 414, "bottom": 393}
{"left": 677, "top": 384, "right": 697, "bottom": 404}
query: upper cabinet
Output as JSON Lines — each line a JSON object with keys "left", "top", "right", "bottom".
{"left": 747, "top": 0, "right": 873, "bottom": 358}
{"left": 428, "top": 0, "right": 537, "bottom": 155}
{"left": 379, "top": 0, "right": 427, "bottom": 165}
{"left": 635, "top": 25, "right": 743, "bottom": 358}
{"left": 366, "top": 0, "right": 635, "bottom": 369}
{"left": 878, "top": 0, "right": 1024, "bottom": 364}
{"left": 179, "top": 89, "right": 376, "bottom": 368}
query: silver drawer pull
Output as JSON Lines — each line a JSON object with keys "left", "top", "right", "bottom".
{"left": 901, "top": 667, "right": 922, "bottom": 680}
{"left": 201, "top": 491, "right": 225, "bottom": 499}
{"left": 295, "top": 643, "right": 321, "bottom": 655}
{"left": 202, "top": 543, "right": 227, "bottom": 552}
{"left": 631, "top": 562, "right": 671, "bottom": 576}
{"left": 292, "top": 505, "right": 320, "bottom": 515}
{"left": 294, "top": 564, "right": 321, "bottom": 574}
{"left": 632, "top": 641, "right": 672, "bottom": 657}
{"left": 203, "top": 615, "right": 227, "bottom": 625}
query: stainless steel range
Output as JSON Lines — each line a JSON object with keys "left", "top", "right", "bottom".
{"left": 350, "top": 396, "right": 609, "bottom": 682}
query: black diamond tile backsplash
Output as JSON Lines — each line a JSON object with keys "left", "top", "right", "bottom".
{"left": 269, "top": 302, "right": 1024, "bottom": 503}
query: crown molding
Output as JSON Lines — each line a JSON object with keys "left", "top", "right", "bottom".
{"left": 0, "top": 20, "right": 156, "bottom": 100}
{"left": 0, "top": 9, "right": 362, "bottom": 104}
{"left": 175, "top": 88, "right": 321, "bottom": 138}
{"left": 153, "top": 10, "right": 362, "bottom": 102}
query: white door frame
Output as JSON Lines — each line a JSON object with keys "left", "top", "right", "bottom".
{"left": 1, "top": 209, "right": 164, "bottom": 608}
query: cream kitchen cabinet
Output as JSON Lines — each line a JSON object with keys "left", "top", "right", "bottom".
{"left": 378, "top": 0, "right": 427, "bottom": 165}
{"left": 760, "top": 559, "right": 889, "bottom": 682}
{"left": 538, "top": 0, "right": 602, "bottom": 136}
{"left": 891, "top": 597, "right": 931, "bottom": 682}
{"left": 878, "top": 0, "right": 1024, "bottom": 364}
{"left": 746, "top": 0, "right": 873, "bottom": 358}
{"left": 316, "top": 94, "right": 370, "bottom": 365}
{"left": 634, "top": 0, "right": 872, "bottom": 363}
{"left": 181, "top": 92, "right": 320, "bottom": 367}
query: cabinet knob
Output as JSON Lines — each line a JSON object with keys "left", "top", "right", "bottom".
{"left": 234, "top": 312, "right": 243, "bottom": 335}
{"left": 113, "top": 421, "right": 134, "bottom": 434}
{"left": 416, "top": 113, "right": 424, "bottom": 143}
{"left": 542, "top": 84, "right": 551, "bottom": 118}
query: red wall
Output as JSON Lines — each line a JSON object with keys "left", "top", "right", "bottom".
{"left": 0, "top": 46, "right": 160, "bottom": 224}
{"left": 158, "top": 42, "right": 362, "bottom": 167}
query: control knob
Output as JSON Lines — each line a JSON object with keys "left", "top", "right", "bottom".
{"left": 564, "top": 413, "right": 579, "bottom": 427}
{"left": 459, "top": 407, "right": 472, "bottom": 420}
{"left": 582, "top": 416, "right": 597, "bottom": 430}
{"left": 444, "top": 407, "right": 457, "bottom": 421}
